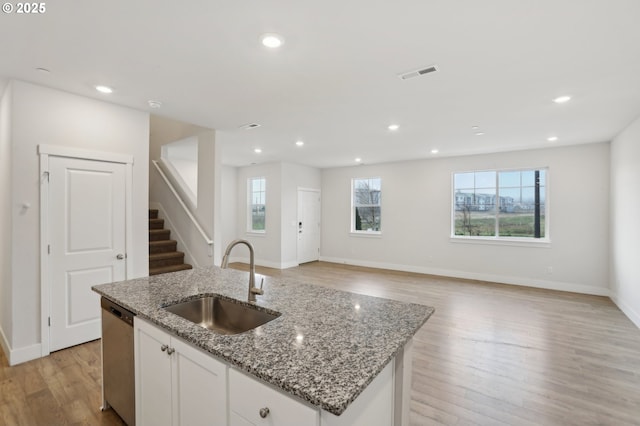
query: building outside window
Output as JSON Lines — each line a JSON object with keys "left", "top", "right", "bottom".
{"left": 248, "top": 177, "right": 266, "bottom": 232}
{"left": 453, "top": 168, "right": 547, "bottom": 239}
{"left": 352, "top": 177, "right": 381, "bottom": 233}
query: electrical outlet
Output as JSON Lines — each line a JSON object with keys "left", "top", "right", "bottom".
{"left": 546, "top": 266, "right": 553, "bottom": 274}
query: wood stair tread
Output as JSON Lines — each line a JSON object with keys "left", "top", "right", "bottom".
{"left": 149, "top": 251, "right": 185, "bottom": 261}
{"left": 149, "top": 239, "right": 177, "bottom": 246}
{"left": 149, "top": 218, "right": 165, "bottom": 229}
{"left": 149, "top": 264, "right": 193, "bottom": 276}
{"left": 148, "top": 209, "right": 191, "bottom": 276}
{"left": 149, "top": 229, "right": 170, "bottom": 234}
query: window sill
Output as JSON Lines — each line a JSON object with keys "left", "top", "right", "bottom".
{"left": 450, "top": 236, "right": 550, "bottom": 248}
{"left": 350, "top": 231, "right": 382, "bottom": 238}
{"left": 246, "top": 231, "right": 266, "bottom": 237}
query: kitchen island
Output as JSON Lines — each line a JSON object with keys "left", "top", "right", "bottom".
{"left": 93, "top": 266, "right": 434, "bottom": 425}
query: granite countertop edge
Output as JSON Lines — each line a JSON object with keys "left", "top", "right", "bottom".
{"left": 93, "top": 266, "right": 435, "bottom": 416}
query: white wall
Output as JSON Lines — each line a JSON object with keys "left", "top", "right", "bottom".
{"left": 321, "top": 143, "right": 610, "bottom": 295}
{"left": 219, "top": 165, "right": 238, "bottom": 264}
{"left": 149, "top": 115, "right": 215, "bottom": 268}
{"left": 5, "top": 80, "right": 150, "bottom": 363}
{"left": 162, "top": 136, "right": 198, "bottom": 204}
{"left": 0, "top": 82, "right": 13, "bottom": 353}
{"left": 610, "top": 115, "right": 640, "bottom": 327}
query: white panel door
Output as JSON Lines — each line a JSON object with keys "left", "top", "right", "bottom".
{"left": 49, "top": 156, "right": 126, "bottom": 351}
{"left": 297, "top": 189, "right": 321, "bottom": 264}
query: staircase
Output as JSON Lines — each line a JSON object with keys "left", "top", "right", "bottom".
{"left": 149, "top": 209, "right": 193, "bottom": 276}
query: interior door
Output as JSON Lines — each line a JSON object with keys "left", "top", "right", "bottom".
{"left": 297, "top": 189, "right": 321, "bottom": 264}
{"left": 49, "top": 156, "right": 126, "bottom": 352}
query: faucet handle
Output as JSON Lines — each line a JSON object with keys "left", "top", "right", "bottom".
{"left": 251, "top": 278, "right": 265, "bottom": 296}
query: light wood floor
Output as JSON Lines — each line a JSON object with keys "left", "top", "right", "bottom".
{"left": 2, "top": 261, "right": 639, "bottom": 425}
{"left": 0, "top": 339, "right": 124, "bottom": 425}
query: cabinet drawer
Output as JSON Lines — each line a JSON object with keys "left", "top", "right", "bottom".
{"left": 229, "top": 368, "right": 319, "bottom": 426}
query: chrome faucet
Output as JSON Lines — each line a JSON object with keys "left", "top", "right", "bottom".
{"left": 220, "top": 239, "right": 264, "bottom": 303}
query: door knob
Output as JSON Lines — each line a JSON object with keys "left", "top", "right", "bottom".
{"left": 116, "top": 254, "right": 125, "bottom": 260}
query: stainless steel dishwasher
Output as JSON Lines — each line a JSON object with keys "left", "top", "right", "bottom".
{"left": 101, "top": 297, "right": 136, "bottom": 426}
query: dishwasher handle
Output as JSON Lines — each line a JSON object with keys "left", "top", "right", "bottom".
{"left": 101, "top": 297, "right": 135, "bottom": 326}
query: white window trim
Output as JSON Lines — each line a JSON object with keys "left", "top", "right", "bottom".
{"left": 351, "top": 177, "right": 382, "bottom": 234}
{"left": 247, "top": 177, "right": 266, "bottom": 234}
{"left": 450, "top": 167, "right": 550, "bottom": 245}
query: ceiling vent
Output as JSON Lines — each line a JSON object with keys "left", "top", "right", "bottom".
{"left": 398, "top": 65, "right": 438, "bottom": 80}
{"left": 239, "top": 123, "right": 261, "bottom": 130}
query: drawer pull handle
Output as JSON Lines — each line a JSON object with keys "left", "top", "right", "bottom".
{"left": 160, "top": 344, "right": 168, "bottom": 352}
{"left": 167, "top": 347, "right": 175, "bottom": 355}
{"left": 259, "top": 407, "right": 270, "bottom": 418}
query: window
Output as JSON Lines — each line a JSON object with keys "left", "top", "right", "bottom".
{"left": 248, "top": 177, "right": 266, "bottom": 232}
{"left": 453, "top": 168, "right": 547, "bottom": 239}
{"left": 352, "top": 177, "right": 381, "bottom": 233}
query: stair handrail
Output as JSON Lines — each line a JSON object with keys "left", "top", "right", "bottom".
{"left": 152, "top": 160, "right": 213, "bottom": 249}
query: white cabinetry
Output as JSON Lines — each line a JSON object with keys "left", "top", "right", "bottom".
{"left": 134, "top": 317, "right": 412, "bottom": 426}
{"left": 134, "top": 317, "right": 228, "bottom": 426}
{"left": 229, "top": 368, "right": 319, "bottom": 426}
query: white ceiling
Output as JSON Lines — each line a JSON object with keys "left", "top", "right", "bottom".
{"left": 2, "top": 0, "right": 640, "bottom": 168}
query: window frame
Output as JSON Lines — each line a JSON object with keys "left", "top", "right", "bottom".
{"left": 450, "top": 167, "right": 550, "bottom": 245}
{"left": 350, "top": 177, "right": 382, "bottom": 235}
{"left": 247, "top": 176, "right": 266, "bottom": 234}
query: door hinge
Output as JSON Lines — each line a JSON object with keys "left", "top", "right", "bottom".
{"left": 47, "top": 244, "right": 51, "bottom": 254}
{"left": 43, "top": 171, "right": 50, "bottom": 182}
{"left": 48, "top": 317, "right": 51, "bottom": 327}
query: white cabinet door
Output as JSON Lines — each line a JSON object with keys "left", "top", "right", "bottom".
{"left": 135, "top": 318, "right": 173, "bottom": 426}
{"left": 135, "top": 318, "right": 228, "bottom": 426}
{"left": 229, "top": 368, "right": 319, "bottom": 426}
{"left": 172, "top": 337, "right": 227, "bottom": 426}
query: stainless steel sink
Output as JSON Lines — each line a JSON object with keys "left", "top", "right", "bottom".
{"left": 163, "top": 296, "right": 280, "bottom": 335}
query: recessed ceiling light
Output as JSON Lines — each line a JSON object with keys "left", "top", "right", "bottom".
{"left": 388, "top": 124, "right": 399, "bottom": 131}
{"left": 553, "top": 95, "right": 571, "bottom": 104}
{"left": 295, "top": 141, "right": 304, "bottom": 147}
{"left": 471, "top": 126, "right": 480, "bottom": 130}
{"left": 355, "top": 157, "right": 362, "bottom": 163}
{"left": 148, "top": 100, "right": 162, "bottom": 109}
{"left": 431, "top": 149, "right": 439, "bottom": 154}
{"left": 254, "top": 148, "right": 262, "bottom": 154}
{"left": 475, "top": 132, "right": 485, "bottom": 136}
{"left": 261, "top": 33, "right": 284, "bottom": 48}
{"left": 95, "top": 85, "right": 113, "bottom": 94}
{"left": 547, "top": 136, "right": 558, "bottom": 142}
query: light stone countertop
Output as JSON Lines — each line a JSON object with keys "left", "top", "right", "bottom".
{"left": 92, "top": 266, "right": 434, "bottom": 415}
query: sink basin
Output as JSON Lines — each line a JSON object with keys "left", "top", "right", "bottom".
{"left": 163, "top": 296, "right": 280, "bottom": 335}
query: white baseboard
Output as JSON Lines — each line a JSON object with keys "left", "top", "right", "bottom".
{"left": 610, "top": 293, "right": 640, "bottom": 329}
{"left": 318, "top": 256, "right": 611, "bottom": 297}
{"left": 8, "top": 344, "right": 42, "bottom": 366}
{"left": 0, "top": 326, "right": 42, "bottom": 365}
{"left": 229, "top": 256, "right": 298, "bottom": 270}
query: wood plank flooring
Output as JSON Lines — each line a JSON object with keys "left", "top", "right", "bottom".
{"left": 233, "top": 262, "right": 640, "bottom": 426}
{"left": 0, "top": 339, "right": 124, "bottom": 425}
{"left": 1, "top": 261, "right": 639, "bottom": 425}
